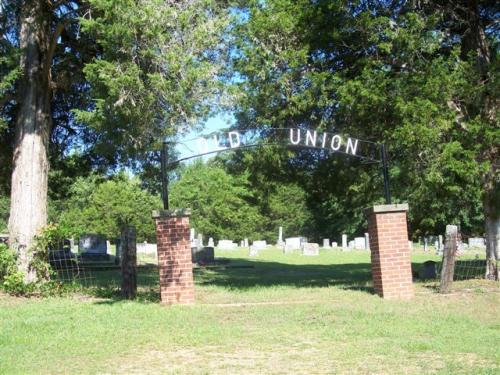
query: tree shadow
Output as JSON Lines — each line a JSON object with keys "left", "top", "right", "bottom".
{"left": 195, "top": 257, "right": 373, "bottom": 289}
{"left": 86, "top": 257, "right": 378, "bottom": 304}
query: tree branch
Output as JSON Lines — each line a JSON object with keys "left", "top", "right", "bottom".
{"left": 44, "top": 21, "right": 66, "bottom": 82}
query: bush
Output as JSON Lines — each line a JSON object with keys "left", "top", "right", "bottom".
{"left": 0, "top": 243, "right": 16, "bottom": 281}
{"left": 0, "top": 225, "right": 69, "bottom": 296}
{"left": 0, "top": 244, "right": 33, "bottom": 295}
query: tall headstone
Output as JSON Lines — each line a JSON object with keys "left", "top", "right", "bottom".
{"left": 323, "top": 239, "right": 331, "bottom": 248}
{"left": 364, "top": 233, "right": 370, "bottom": 250}
{"left": 197, "top": 233, "right": 203, "bottom": 249}
{"left": 342, "top": 234, "right": 348, "bottom": 249}
{"left": 438, "top": 235, "right": 444, "bottom": 252}
{"left": 277, "top": 226, "right": 284, "bottom": 246}
{"left": 208, "top": 237, "right": 214, "bottom": 247}
{"left": 423, "top": 237, "right": 428, "bottom": 252}
{"left": 244, "top": 238, "right": 249, "bottom": 248}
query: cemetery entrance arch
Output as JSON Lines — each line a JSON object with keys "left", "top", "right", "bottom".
{"left": 153, "top": 128, "right": 414, "bottom": 305}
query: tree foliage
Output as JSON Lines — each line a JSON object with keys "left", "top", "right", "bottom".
{"left": 170, "top": 161, "right": 263, "bottom": 241}
{"left": 58, "top": 174, "right": 161, "bottom": 242}
{"left": 229, "top": 0, "right": 498, "bottom": 245}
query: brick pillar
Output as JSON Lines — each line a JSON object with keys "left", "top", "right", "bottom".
{"left": 153, "top": 209, "right": 195, "bottom": 305}
{"left": 365, "top": 204, "right": 414, "bottom": 300}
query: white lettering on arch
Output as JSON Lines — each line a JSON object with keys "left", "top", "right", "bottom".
{"left": 305, "top": 130, "right": 317, "bottom": 147}
{"left": 330, "top": 135, "right": 342, "bottom": 151}
{"left": 346, "top": 138, "right": 358, "bottom": 155}
{"left": 290, "top": 129, "right": 301, "bottom": 145}
{"left": 228, "top": 131, "right": 241, "bottom": 148}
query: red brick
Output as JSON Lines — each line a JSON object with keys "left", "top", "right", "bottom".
{"left": 155, "top": 211, "right": 195, "bottom": 305}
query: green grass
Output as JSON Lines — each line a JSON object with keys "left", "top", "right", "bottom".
{"left": 0, "top": 249, "right": 498, "bottom": 374}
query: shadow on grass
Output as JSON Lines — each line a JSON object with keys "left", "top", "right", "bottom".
{"left": 71, "top": 257, "right": 487, "bottom": 304}
{"left": 82, "top": 258, "right": 376, "bottom": 304}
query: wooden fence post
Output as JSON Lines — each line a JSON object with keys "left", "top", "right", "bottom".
{"left": 121, "top": 226, "right": 137, "bottom": 299}
{"left": 439, "top": 225, "right": 458, "bottom": 293}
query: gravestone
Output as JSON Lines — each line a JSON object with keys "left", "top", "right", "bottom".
{"left": 364, "top": 233, "right": 370, "bottom": 250}
{"left": 79, "top": 234, "right": 107, "bottom": 253}
{"left": 244, "top": 238, "right": 249, "bottom": 248}
{"left": 354, "top": 237, "right": 365, "bottom": 250}
{"left": 252, "top": 240, "right": 267, "bottom": 250}
{"left": 420, "top": 260, "right": 437, "bottom": 280}
{"left": 136, "top": 242, "right": 157, "bottom": 254}
{"left": 217, "top": 240, "right": 237, "bottom": 250}
{"left": 208, "top": 237, "right": 215, "bottom": 247}
{"left": 249, "top": 246, "right": 259, "bottom": 257}
{"left": 190, "top": 228, "right": 196, "bottom": 248}
{"left": 468, "top": 237, "right": 485, "bottom": 248}
{"left": 197, "top": 233, "right": 203, "bottom": 249}
{"left": 322, "top": 239, "right": 331, "bottom": 248}
{"left": 348, "top": 240, "right": 355, "bottom": 250}
{"left": 240, "top": 240, "right": 244, "bottom": 247}
{"left": 192, "top": 246, "right": 214, "bottom": 264}
{"left": 423, "top": 237, "right": 428, "bottom": 252}
{"left": 331, "top": 242, "right": 338, "bottom": 248}
{"left": 302, "top": 243, "right": 319, "bottom": 256}
{"left": 285, "top": 237, "right": 302, "bottom": 253}
{"left": 79, "top": 234, "right": 109, "bottom": 260}
{"left": 438, "top": 235, "right": 444, "bottom": 251}
{"left": 277, "top": 226, "right": 284, "bottom": 246}
{"left": 342, "top": 234, "right": 348, "bottom": 249}
{"left": 408, "top": 241, "right": 413, "bottom": 250}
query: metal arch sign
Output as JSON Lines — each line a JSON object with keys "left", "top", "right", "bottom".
{"left": 160, "top": 127, "right": 391, "bottom": 209}
{"left": 165, "top": 128, "right": 382, "bottom": 167}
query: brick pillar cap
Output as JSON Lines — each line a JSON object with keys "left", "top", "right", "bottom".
{"left": 152, "top": 209, "right": 191, "bottom": 218}
{"left": 364, "top": 203, "right": 409, "bottom": 216}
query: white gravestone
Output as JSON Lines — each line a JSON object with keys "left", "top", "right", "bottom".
{"left": 136, "top": 242, "right": 157, "bottom": 254}
{"left": 354, "top": 237, "right": 365, "bottom": 250}
{"left": 244, "top": 238, "right": 249, "bottom": 248}
{"left": 252, "top": 240, "right": 267, "bottom": 250}
{"left": 208, "top": 237, "right": 215, "bottom": 247}
{"left": 285, "top": 237, "right": 302, "bottom": 253}
{"left": 302, "top": 243, "right": 319, "bottom": 256}
{"left": 323, "top": 239, "right": 331, "bottom": 248}
{"left": 364, "top": 233, "right": 370, "bottom": 250}
{"left": 331, "top": 242, "right": 338, "bottom": 248}
{"left": 217, "top": 240, "right": 237, "bottom": 250}
{"left": 277, "top": 227, "right": 284, "bottom": 245}
{"left": 342, "top": 234, "right": 348, "bottom": 249}
{"left": 468, "top": 237, "right": 485, "bottom": 248}
{"left": 249, "top": 247, "right": 259, "bottom": 257}
{"left": 197, "top": 233, "right": 203, "bottom": 249}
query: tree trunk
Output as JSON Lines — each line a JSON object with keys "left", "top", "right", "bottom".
{"left": 8, "top": 1, "right": 53, "bottom": 283}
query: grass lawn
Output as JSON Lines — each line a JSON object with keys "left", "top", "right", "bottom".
{"left": 0, "top": 249, "right": 498, "bottom": 374}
